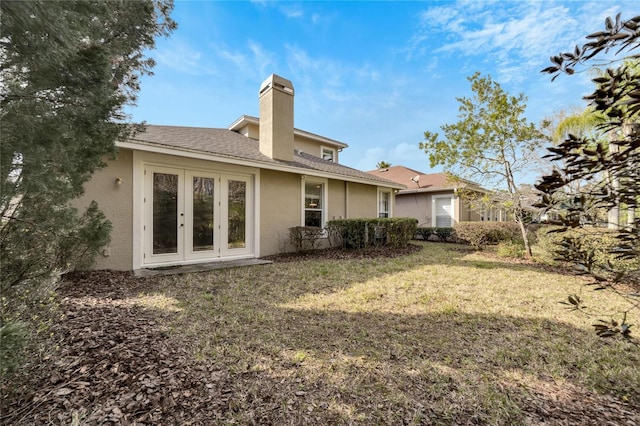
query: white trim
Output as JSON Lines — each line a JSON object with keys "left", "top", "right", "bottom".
{"left": 253, "top": 170, "right": 261, "bottom": 257}
{"left": 220, "top": 173, "right": 253, "bottom": 257}
{"left": 184, "top": 171, "right": 220, "bottom": 261}
{"left": 432, "top": 194, "right": 454, "bottom": 227}
{"left": 132, "top": 151, "right": 144, "bottom": 269}
{"left": 132, "top": 151, "right": 258, "bottom": 269}
{"left": 117, "top": 141, "right": 404, "bottom": 190}
{"left": 377, "top": 188, "right": 392, "bottom": 218}
{"left": 320, "top": 146, "right": 337, "bottom": 162}
{"left": 301, "top": 176, "right": 329, "bottom": 228}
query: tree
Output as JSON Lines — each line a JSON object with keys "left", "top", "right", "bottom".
{"left": 0, "top": 0, "right": 176, "bottom": 363}
{"left": 537, "top": 13, "right": 640, "bottom": 340}
{"left": 420, "top": 72, "right": 545, "bottom": 258}
{"left": 376, "top": 161, "right": 392, "bottom": 169}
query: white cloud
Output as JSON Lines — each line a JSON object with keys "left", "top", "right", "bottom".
{"left": 280, "top": 4, "right": 304, "bottom": 19}
{"left": 405, "top": 1, "right": 637, "bottom": 85}
{"left": 213, "top": 40, "right": 277, "bottom": 81}
{"left": 155, "top": 39, "right": 215, "bottom": 75}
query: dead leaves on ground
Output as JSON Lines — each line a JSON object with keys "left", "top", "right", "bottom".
{"left": 2, "top": 272, "right": 232, "bottom": 425}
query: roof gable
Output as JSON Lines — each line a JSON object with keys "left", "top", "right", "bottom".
{"left": 367, "top": 165, "right": 482, "bottom": 193}
{"left": 228, "top": 115, "right": 348, "bottom": 149}
{"left": 124, "top": 125, "right": 402, "bottom": 189}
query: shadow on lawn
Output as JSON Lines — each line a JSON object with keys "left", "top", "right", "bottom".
{"left": 197, "top": 306, "right": 639, "bottom": 425}
{"left": 7, "top": 243, "right": 637, "bottom": 425}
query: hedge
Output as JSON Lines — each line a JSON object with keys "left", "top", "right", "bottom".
{"left": 535, "top": 226, "right": 640, "bottom": 273}
{"left": 415, "top": 227, "right": 455, "bottom": 242}
{"left": 453, "top": 222, "right": 522, "bottom": 250}
{"left": 326, "top": 218, "right": 417, "bottom": 249}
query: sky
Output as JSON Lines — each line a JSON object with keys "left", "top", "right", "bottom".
{"left": 128, "top": 0, "right": 638, "bottom": 184}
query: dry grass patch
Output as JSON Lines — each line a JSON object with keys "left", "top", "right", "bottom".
{"left": 4, "top": 243, "right": 638, "bottom": 425}
{"left": 152, "top": 242, "right": 639, "bottom": 424}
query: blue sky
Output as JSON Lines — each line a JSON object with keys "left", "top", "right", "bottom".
{"left": 129, "top": 0, "right": 637, "bottom": 183}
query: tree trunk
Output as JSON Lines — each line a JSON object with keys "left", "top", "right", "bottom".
{"left": 515, "top": 209, "right": 532, "bottom": 259}
{"left": 608, "top": 141, "right": 620, "bottom": 230}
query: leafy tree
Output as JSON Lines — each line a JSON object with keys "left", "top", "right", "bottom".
{"left": 376, "top": 161, "right": 392, "bottom": 169}
{"left": 537, "top": 13, "right": 640, "bottom": 341}
{"left": 0, "top": 0, "right": 176, "bottom": 365}
{"left": 420, "top": 72, "right": 545, "bottom": 258}
{"left": 541, "top": 108, "right": 612, "bottom": 226}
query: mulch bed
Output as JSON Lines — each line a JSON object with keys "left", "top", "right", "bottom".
{"left": 1, "top": 271, "right": 232, "bottom": 425}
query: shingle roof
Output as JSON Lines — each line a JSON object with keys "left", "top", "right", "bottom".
{"left": 366, "top": 165, "right": 482, "bottom": 193}
{"left": 129, "top": 125, "right": 402, "bottom": 188}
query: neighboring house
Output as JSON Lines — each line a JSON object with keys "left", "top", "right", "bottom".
{"left": 367, "top": 166, "right": 487, "bottom": 227}
{"left": 74, "top": 74, "right": 403, "bottom": 270}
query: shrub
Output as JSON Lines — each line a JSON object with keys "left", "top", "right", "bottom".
{"left": 454, "top": 222, "right": 522, "bottom": 250}
{"left": 326, "top": 218, "right": 417, "bottom": 249}
{"left": 496, "top": 239, "right": 526, "bottom": 259}
{"left": 289, "top": 226, "right": 324, "bottom": 252}
{"left": 535, "top": 226, "right": 640, "bottom": 273}
{"left": 415, "top": 227, "right": 455, "bottom": 242}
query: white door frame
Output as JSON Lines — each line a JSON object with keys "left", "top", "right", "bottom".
{"left": 144, "top": 165, "right": 185, "bottom": 264}
{"left": 141, "top": 164, "right": 254, "bottom": 268}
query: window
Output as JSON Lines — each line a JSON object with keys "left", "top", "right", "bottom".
{"left": 304, "top": 181, "right": 325, "bottom": 227}
{"left": 321, "top": 147, "right": 336, "bottom": 162}
{"left": 378, "top": 190, "right": 391, "bottom": 218}
{"left": 433, "top": 195, "right": 453, "bottom": 227}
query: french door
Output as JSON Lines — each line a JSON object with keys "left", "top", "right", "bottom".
{"left": 144, "top": 166, "right": 251, "bottom": 265}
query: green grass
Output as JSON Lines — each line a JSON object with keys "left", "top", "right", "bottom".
{"left": 144, "top": 242, "right": 638, "bottom": 424}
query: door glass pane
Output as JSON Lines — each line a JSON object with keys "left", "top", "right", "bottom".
{"left": 228, "top": 180, "right": 246, "bottom": 249}
{"left": 192, "top": 176, "right": 214, "bottom": 251}
{"left": 153, "top": 172, "right": 178, "bottom": 254}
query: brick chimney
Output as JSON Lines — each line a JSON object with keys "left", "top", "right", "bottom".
{"left": 259, "top": 74, "right": 294, "bottom": 162}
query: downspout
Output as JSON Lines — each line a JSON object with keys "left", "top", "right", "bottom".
{"left": 344, "top": 181, "right": 349, "bottom": 218}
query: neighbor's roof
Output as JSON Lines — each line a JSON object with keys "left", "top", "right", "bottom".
{"left": 119, "top": 125, "right": 403, "bottom": 189}
{"left": 366, "top": 165, "right": 482, "bottom": 194}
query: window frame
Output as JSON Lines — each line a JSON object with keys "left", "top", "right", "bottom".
{"left": 320, "top": 146, "right": 337, "bottom": 162}
{"left": 377, "top": 188, "right": 392, "bottom": 218}
{"left": 432, "top": 194, "right": 454, "bottom": 227}
{"left": 301, "top": 177, "right": 329, "bottom": 229}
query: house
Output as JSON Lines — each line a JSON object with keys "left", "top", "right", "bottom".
{"left": 74, "top": 74, "right": 404, "bottom": 270}
{"left": 367, "top": 166, "right": 487, "bottom": 227}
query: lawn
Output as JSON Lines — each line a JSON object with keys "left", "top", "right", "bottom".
{"left": 3, "top": 241, "right": 639, "bottom": 425}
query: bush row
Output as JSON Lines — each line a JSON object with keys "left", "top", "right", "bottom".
{"left": 415, "top": 227, "right": 455, "bottom": 242}
{"left": 535, "top": 226, "right": 640, "bottom": 273}
{"left": 453, "top": 222, "right": 523, "bottom": 250}
{"left": 325, "top": 218, "right": 418, "bottom": 249}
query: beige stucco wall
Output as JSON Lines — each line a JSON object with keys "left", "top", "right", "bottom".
{"left": 72, "top": 149, "right": 134, "bottom": 270}
{"left": 259, "top": 169, "right": 302, "bottom": 256}
{"left": 458, "top": 199, "right": 482, "bottom": 222}
{"left": 259, "top": 80, "right": 294, "bottom": 162}
{"left": 346, "top": 182, "right": 377, "bottom": 218}
{"left": 75, "top": 146, "right": 392, "bottom": 265}
{"left": 396, "top": 191, "right": 482, "bottom": 226}
{"left": 259, "top": 174, "right": 387, "bottom": 256}
{"left": 293, "top": 135, "right": 340, "bottom": 163}
{"left": 327, "top": 179, "right": 347, "bottom": 221}
{"left": 396, "top": 192, "right": 431, "bottom": 226}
